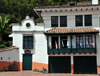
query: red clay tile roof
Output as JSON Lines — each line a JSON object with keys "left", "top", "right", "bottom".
{"left": 0, "top": 46, "right": 19, "bottom": 52}
{"left": 44, "top": 27, "right": 99, "bottom": 34}
{"left": 35, "top": 2, "right": 100, "bottom": 9}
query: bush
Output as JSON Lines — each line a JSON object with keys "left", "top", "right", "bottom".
{"left": 34, "top": 18, "right": 43, "bottom": 23}
{"left": 0, "top": 44, "right": 7, "bottom": 48}
{"left": 5, "top": 41, "right": 12, "bottom": 47}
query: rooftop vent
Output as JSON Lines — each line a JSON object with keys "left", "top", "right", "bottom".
{"left": 92, "top": 0, "right": 98, "bottom": 5}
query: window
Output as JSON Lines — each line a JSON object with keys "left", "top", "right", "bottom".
{"left": 85, "top": 35, "right": 93, "bottom": 48}
{"left": 85, "top": 15, "right": 92, "bottom": 26}
{"left": 76, "top": 36, "right": 83, "bottom": 48}
{"left": 76, "top": 15, "right": 83, "bottom": 26}
{"left": 51, "top": 16, "right": 58, "bottom": 27}
{"left": 60, "top": 36, "right": 67, "bottom": 48}
{"left": 52, "top": 37, "right": 58, "bottom": 48}
{"left": 23, "top": 36, "right": 33, "bottom": 49}
{"left": 60, "top": 16, "right": 67, "bottom": 27}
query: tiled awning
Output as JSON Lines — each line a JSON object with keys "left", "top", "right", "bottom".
{"left": 44, "top": 27, "right": 99, "bottom": 35}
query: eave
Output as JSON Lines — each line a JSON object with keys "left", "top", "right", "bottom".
{"left": 34, "top": 5, "right": 100, "bottom": 21}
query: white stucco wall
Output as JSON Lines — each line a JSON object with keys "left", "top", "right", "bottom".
{"left": 96, "top": 34, "right": 100, "bottom": 66}
{"left": 42, "top": 9, "right": 100, "bottom": 31}
{"left": 10, "top": 16, "right": 48, "bottom": 64}
{"left": 12, "top": 31, "right": 48, "bottom": 64}
{"left": 0, "top": 49, "right": 19, "bottom": 62}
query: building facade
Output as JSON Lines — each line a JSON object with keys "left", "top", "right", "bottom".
{"left": 33, "top": 0, "right": 100, "bottom": 74}
{"left": 0, "top": 0, "right": 100, "bottom": 75}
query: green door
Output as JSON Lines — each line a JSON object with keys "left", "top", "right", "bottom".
{"left": 23, "top": 54, "right": 32, "bottom": 70}
{"left": 74, "top": 56, "right": 97, "bottom": 74}
{"left": 49, "top": 56, "right": 71, "bottom": 73}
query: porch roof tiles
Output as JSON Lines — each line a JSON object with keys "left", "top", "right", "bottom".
{"left": 44, "top": 27, "right": 99, "bottom": 35}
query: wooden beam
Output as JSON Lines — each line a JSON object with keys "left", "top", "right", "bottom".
{"left": 91, "top": 8, "right": 93, "bottom": 10}
{"left": 55, "top": 10, "right": 57, "bottom": 12}
{"left": 65, "top": 9, "right": 67, "bottom": 11}
{"left": 45, "top": 10, "right": 47, "bottom": 12}
{"left": 97, "top": 7, "right": 99, "bottom": 10}
{"left": 50, "top": 10, "right": 52, "bottom": 12}
{"left": 60, "top": 10, "right": 62, "bottom": 12}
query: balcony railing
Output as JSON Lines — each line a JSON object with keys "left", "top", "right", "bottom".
{"left": 48, "top": 45, "right": 96, "bottom": 54}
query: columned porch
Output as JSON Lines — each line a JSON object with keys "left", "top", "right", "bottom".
{"left": 44, "top": 27, "right": 99, "bottom": 74}
{"left": 47, "top": 34, "right": 97, "bottom": 54}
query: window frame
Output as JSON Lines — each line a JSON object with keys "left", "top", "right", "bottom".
{"left": 84, "top": 15, "right": 92, "bottom": 26}
{"left": 51, "top": 36, "right": 58, "bottom": 48}
{"left": 23, "top": 36, "right": 33, "bottom": 49}
{"left": 76, "top": 36, "right": 83, "bottom": 48}
{"left": 60, "top": 16, "right": 67, "bottom": 27}
{"left": 51, "top": 16, "right": 58, "bottom": 27}
{"left": 60, "top": 36, "right": 67, "bottom": 48}
{"left": 85, "top": 35, "right": 93, "bottom": 48}
{"left": 75, "top": 15, "right": 83, "bottom": 26}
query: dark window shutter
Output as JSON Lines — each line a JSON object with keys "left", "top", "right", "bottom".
{"left": 23, "top": 36, "right": 33, "bottom": 49}
{"left": 51, "top": 16, "right": 58, "bottom": 27}
{"left": 85, "top": 15, "right": 92, "bottom": 26}
{"left": 76, "top": 15, "right": 83, "bottom": 26}
{"left": 60, "top": 16, "right": 67, "bottom": 27}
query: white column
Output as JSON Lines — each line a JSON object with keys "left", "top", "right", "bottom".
{"left": 92, "top": 35, "right": 95, "bottom": 48}
{"left": 83, "top": 15, "right": 85, "bottom": 27}
{"left": 48, "top": 36, "right": 51, "bottom": 48}
{"left": 58, "top": 36, "right": 60, "bottom": 48}
{"left": 71, "top": 56, "right": 74, "bottom": 74}
{"left": 83, "top": 35, "right": 85, "bottom": 48}
{"left": 67, "top": 35, "right": 70, "bottom": 48}
{"left": 71, "top": 56, "right": 73, "bottom": 65}
{"left": 58, "top": 16, "right": 60, "bottom": 27}
{"left": 72, "top": 35, "right": 76, "bottom": 48}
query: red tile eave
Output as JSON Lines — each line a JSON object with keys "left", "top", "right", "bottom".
{"left": 45, "top": 27, "right": 99, "bottom": 34}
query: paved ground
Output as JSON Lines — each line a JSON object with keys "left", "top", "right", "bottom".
{"left": 0, "top": 71, "right": 98, "bottom": 76}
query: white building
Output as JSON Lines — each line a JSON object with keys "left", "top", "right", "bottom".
{"left": 0, "top": 0, "right": 100, "bottom": 75}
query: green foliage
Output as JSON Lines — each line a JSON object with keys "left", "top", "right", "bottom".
{"left": 35, "top": 18, "right": 43, "bottom": 23}
{"left": 0, "top": 0, "right": 99, "bottom": 44}
{"left": 0, "top": 14, "right": 11, "bottom": 44}
{"left": 0, "top": 41, "right": 12, "bottom": 48}
{"left": 0, "top": 44, "right": 7, "bottom": 48}
{"left": 0, "top": 0, "right": 97, "bottom": 23}
{"left": 5, "top": 41, "right": 12, "bottom": 47}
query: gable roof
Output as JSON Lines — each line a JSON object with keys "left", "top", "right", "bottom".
{"left": 34, "top": 2, "right": 100, "bottom": 9}
{"left": 34, "top": 2, "right": 100, "bottom": 21}
{"left": 44, "top": 27, "right": 99, "bottom": 35}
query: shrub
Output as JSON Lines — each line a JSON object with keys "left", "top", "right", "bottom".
{"left": 0, "top": 44, "right": 7, "bottom": 48}
{"left": 5, "top": 41, "right": 12, "bottom": 47}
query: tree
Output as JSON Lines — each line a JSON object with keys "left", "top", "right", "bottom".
{"left": 0, "top": 14, "right": 11, "bottom": 44}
